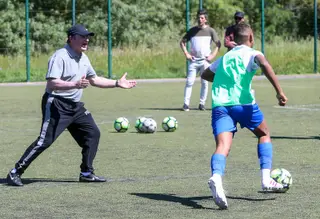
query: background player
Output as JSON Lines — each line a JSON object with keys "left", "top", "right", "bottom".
{"left": 224, "top": 11, "right": 245, "bottom": 51}
{"left": 180, "top": 9, "right": 221, "bottom": 111}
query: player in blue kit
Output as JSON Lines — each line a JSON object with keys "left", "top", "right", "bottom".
{"left": 201, "top": 23, "right": 288, "bottom": 209}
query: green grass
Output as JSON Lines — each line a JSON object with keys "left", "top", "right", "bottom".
{"left": 0, "top": 78, "right": 320, "bottom": 218}
{"left": 0, "top": 38, "right": 319, "bottom": 82}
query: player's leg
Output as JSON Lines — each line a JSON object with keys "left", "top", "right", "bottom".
{"left": 252, "top": 120, "right": 285, "bottom": 191}
{"left": 183, "top": 61, "right": 197, "bottom": 111}
{"left": 67, "top": 107, "right": 105, "bottom": 182}
{"left": 239, "top": 104, "right": 284, "bottom": 191}
{"left": 198, "top": 61, "right": 210, "bottom": 110}
{"left": 7, "top": 94, "right": 71, "bottom": 186}
{"left": 208, "top": 106, "right": 236, "bottom": 209}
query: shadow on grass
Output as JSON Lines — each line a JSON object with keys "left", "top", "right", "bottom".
{"left": 130, "top": 193, "right": 276, "bottom": 210}
{"left": 130, "top": 193, "right": 214, "bottom": 210}
{"left": 0, "top": 178, "right": 78, "bottom": 185}
{"left": 227, "top": 195, "right": 276, "bottom": 201}
{"left": 270, "top": 136, "right": 320, "bottom": 140}
{"left": 257, "top": 190, "right": 287, "bottom": 194}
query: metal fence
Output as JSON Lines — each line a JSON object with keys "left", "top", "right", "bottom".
{"left": 3, "top": 0, "right": 319, "bottom": 82}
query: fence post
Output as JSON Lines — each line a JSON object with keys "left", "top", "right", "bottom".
{"left": 185, "top": 0, "right": 190, "bottom": 77}
{"left": 25, "top": 0, "right": 30, "bottom": 82}
{"left": 261, "top": 0, "right": 265, "bottom": 55}
{"left": 199, "top": 0, "right": 203, "bottom": 10}
{"left": 314, "top": 0, "right": 318, "bottom": 73}
{"left": 107, "top": 0, "right": 112, "bottom": 78}
{"left": 72, "top": 0, "right": 76, "bottom": 25}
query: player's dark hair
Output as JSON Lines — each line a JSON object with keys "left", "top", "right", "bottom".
{"left": 197, "top": 9, "right": 208, "bottom": 20}
{"left": 234, "top": 22, "right": 251, "bottom": 45}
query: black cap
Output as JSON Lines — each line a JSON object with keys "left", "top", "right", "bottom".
{"left": 67, "top": 24, "right": 94, "bottom": 37}
{"left": 234, "top": 11, "right": 245, "bottom": 18}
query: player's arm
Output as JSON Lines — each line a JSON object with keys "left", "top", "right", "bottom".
{"left": 224, "top": 36, "right": 237, "bottom": 49}
{"left": 255, "top": 54, "right": 287, "bottom": 106}
{"left": 206, "top": 41, "right": 221, "bottom": 62}
{"left": 224, "top": 28, "right": 237, "bottom": 49}
{"left": 85, "top": 61, "right": 118, "bottom": 88}
{"left": 180, "top": 34, "right": 193, "bottom": 60}
{"left": 89, "top": 72, "right": 136, "bottom": 89}
{"left": 47, "top": 78, "right": 87, "bottom": 90}
{"left": 202, "top": 58, "right": 220, "bottom": 82}
{"left": 206, "top": 29, "right": 221, "bottom": 62}
{"left": 88, "top": 76, "right": 118, "bottom": 88}
{"left": 201, "top": 67, "right": 215, "bottom": 82}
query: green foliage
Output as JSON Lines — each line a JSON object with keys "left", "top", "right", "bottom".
{"left": 109, "top": 0, "right": 184, "bottom": 47}
{"left": 203, "top": 0, "right": 243, "bottom": 29}
{"left": 0, "top": 0, "right": 318, "bottom": 55}
{"left": 29, "top": 13, "right": 66, "bottom": 53}
{"left": 0, "top": 0, "right": 25, "bottom": 54}
{"left": 295, "top": 0, "right": 320, "bottom": 37}
{"left": 0, "top": 38, "right": 318, "bottom": 82}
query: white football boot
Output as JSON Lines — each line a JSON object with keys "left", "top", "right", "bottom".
{"left": 261, "top": 178, "right": 286, "bottom": 192}
{"left": 208, "top": 174, "right": 228, "bottom": 209}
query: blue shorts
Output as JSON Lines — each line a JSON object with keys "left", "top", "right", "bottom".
{"left": 211, "top": 104, "right": 264, "bottom": 137}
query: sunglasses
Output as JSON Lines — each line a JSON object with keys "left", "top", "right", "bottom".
{"left": 235, "top": 17, "right": 243, "bottom": 20}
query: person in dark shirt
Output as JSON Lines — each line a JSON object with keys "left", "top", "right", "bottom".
{"left": 224, "top": 11, "right": 245, "bottom": 51}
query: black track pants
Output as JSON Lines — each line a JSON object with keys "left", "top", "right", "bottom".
{"left": 15, "top": 93, "right": 100, "bottom": 174}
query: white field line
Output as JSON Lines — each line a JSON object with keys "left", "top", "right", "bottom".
{"left": 274, "top": 104, "right": 320, "bottom": 111}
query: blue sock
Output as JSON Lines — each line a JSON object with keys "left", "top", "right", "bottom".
{"left": 211, "top": 154, "right": 226, "bottom": 175}
{"left": 81, "top": 172, "right": 91, "bottom": 176}
{"left": 257, "top": 142, "right": 273, "bottom": 169}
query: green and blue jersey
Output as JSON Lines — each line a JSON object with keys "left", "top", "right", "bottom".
{"left": 209, "top": 45, "right": 263, "bottom": 107}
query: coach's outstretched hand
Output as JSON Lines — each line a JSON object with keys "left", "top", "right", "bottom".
{"left": 117, "top": 72, "right": 137, "bottom": 89}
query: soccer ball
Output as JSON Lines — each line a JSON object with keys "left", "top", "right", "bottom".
{"left": 114, "top": 117, "right": 130, "bottom": 133}
{"left": 141, "top": 118, "right": 157, "bottom": 133}
{"left": 270, "top": 168, "right": 293, "bottom": 191}
{"left": 162, "top": 116, "right": 178, "bottom": 132}
{"left": 135, "top": 117, "right": 147, "bottom": 133}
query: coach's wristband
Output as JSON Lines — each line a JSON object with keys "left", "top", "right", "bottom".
{"left": 115, "top": 80, "right": 119, "bottom": 87}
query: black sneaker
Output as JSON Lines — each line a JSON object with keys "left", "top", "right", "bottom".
{"left": 7, "top": 171, "right": 23, "bottom": 186}
{"left": 79, "top": 173, "right": 106, "bottom": 183}
{"left": 182, "top": 104, "right": 190, "bottom": 112}
{"left": 198, "top": 104, "right": 206, "bottom": 111}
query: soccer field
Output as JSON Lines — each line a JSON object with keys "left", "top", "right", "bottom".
{"left": 0, "top": 78, "right": 319, "bottom": 218}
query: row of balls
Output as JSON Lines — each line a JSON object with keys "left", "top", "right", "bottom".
{"left": 114, "top": 116, "right": 178, "bottom": 133}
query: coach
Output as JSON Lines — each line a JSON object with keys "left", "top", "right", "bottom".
{"left": 6, "top": 24, "right": 136, "bottom": 186}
